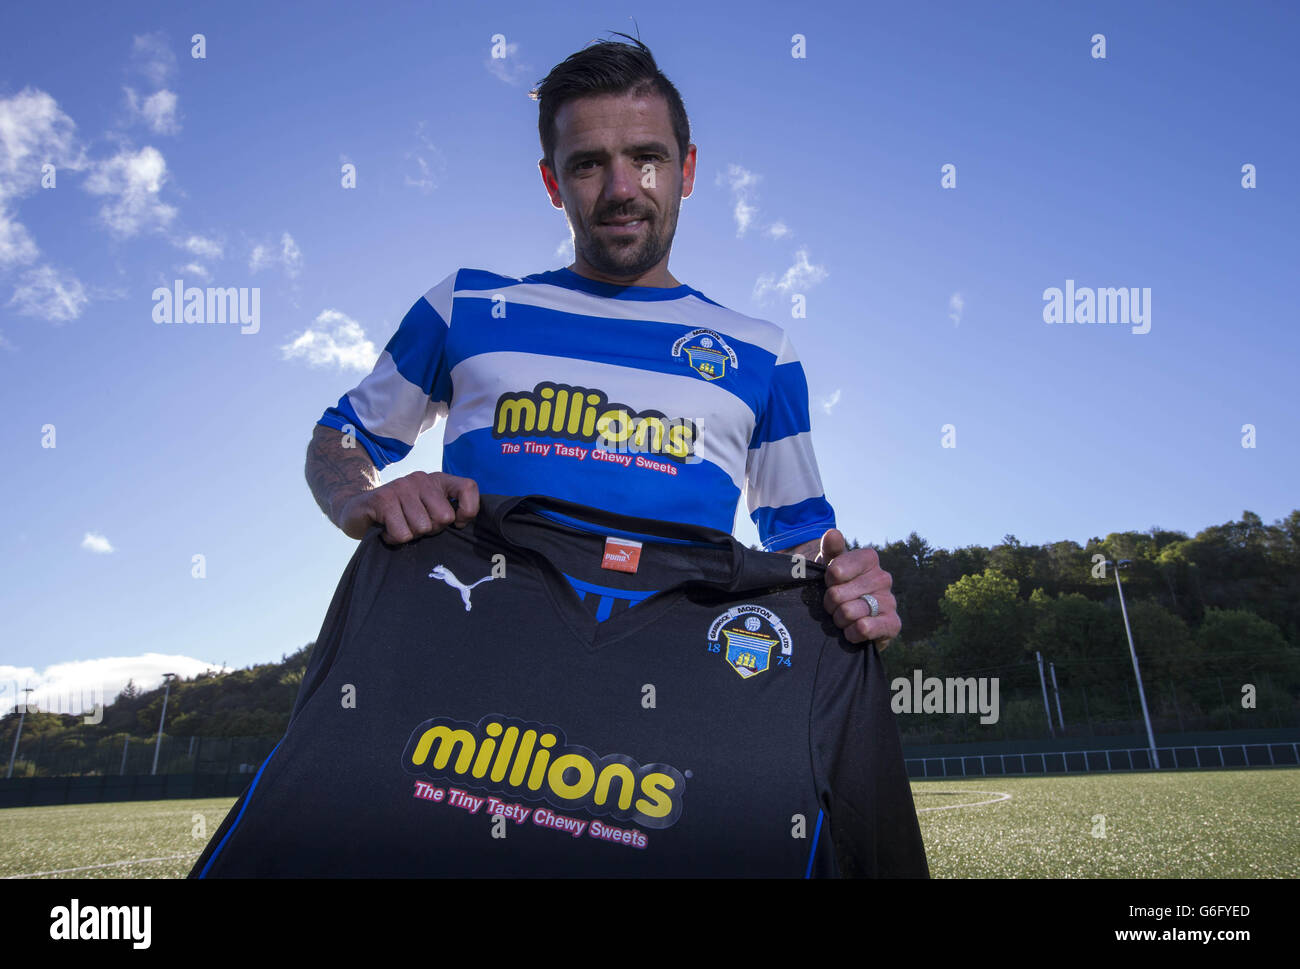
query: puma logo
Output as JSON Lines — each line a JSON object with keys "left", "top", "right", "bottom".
{"left": 428, "top": 564, "right": 498, "bottom": 612}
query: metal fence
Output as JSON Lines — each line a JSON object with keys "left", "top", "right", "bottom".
{"left": 4, "top": 732, "right": 280, "bottom": 779}
{"left": 906, "top": 742, "right": 1300, "bottom": 778}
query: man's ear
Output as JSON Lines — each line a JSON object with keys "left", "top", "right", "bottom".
{"left": 539, "top": 159, "right": 563, "bottom": 208}
{"left": 680, "top": 143, "right": 697, "bottom": 200}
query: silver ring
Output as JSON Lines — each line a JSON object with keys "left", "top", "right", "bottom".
{"left": 861, "top": 593, "right": 880, "bottom": 617}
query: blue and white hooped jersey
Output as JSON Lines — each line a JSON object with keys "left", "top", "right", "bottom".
{"left": 316, "top": 267, "right": 835, "bottom": 551}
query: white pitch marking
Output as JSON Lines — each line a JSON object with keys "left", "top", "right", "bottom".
{"left": 6, "top": 851, "right": 198, "bottom": 878}
{"left": 913, "top": 790, "right": 1013, "bottom": 813}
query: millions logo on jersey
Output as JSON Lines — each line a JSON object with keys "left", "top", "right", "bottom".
{"left": 671, "top": 328, "right": 738, "bottom": 381}
{"left": 492, "top": 381, "right": 697, "bottom": 462}
{"left": 707, "top": 605, "right": 793, "bottom": 679}
{"left": 401, "top": 713, "right": 686, "bottom": 829}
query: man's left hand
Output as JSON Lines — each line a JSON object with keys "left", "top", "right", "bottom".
{"left": 782, "top": 529, "right": 899, "bottom": 648}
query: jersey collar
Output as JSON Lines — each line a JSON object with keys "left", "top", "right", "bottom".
{"left": 474, "top": 493, "right": 821, "bottom": 595}
{"left": 540, "top": 267, "right": 702, "bottom": 303}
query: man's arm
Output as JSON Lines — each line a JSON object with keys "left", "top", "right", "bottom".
{"left": 305, "top": 423, "right": 479, "bottom": 542}
{"left": 306, "top": 424, "right": 382, "bottom": 531}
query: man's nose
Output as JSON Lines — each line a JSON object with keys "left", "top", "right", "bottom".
{"left": 601, "top": 160, "right": 641, "bottom": 204}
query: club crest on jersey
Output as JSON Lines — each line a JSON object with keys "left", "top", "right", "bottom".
{"left": 707, "top": 605, "right": 792, "bottom": 679}
{"left": 672, "top": 328, "right": 738, "bottom": 381}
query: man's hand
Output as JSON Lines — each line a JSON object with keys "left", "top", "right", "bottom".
{"left": 336, "top": 471, "right": 480, "bottom": 543}
{"left": 782, "top": 529, "right": 899, "bottom": 648}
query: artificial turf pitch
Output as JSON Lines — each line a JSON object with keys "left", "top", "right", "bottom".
{"left": 1, "top": 768, "right": 1295, "bottom": 879}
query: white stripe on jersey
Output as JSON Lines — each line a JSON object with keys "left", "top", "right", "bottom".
{"left": 444, "top": 349, "right": 755, "bottom": 489}
{"left": 422, "top": 274, "right": 456, "bottom": 328}
{"left": 745, "top": 431, "right": 828, "bottom": 513}
{"left": 347, "top": 350, "right": 447, "bottom": 446}
{"left": 451, "top": 280, "right": 789, "bottom": 358}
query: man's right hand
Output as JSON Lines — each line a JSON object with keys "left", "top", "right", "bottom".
{"left": 336, "top": 471, "right": 481, "bottom": 543}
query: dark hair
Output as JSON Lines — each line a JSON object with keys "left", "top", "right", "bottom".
{"left": 529, "top": 32, "right": 691, "bottom": 174}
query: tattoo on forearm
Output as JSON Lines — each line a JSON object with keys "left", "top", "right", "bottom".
{"left": 305, "top": 424, "right": 381, "bottom": 525}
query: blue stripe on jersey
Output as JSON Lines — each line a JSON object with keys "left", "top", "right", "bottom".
{"left": 752, "top": 494, "right": 835, "bottom": 552}
{"left": 595, "top": 595, "right": 615, "bottom": 622}
{"left": 462, "top": 266, "right": 722, "bottom": 306}
{"left": 318, "top": 396, "right": 413, "bottom": 469}
{"left": 804, "top": 808, "right": 825, "bottom": 878}
{"left": 749, "top": 361, "right": 813, "bottom": 447}
{"left": 443, "top": 297, "right": 773, "bottom": 419}
{"left": 447, "top": 429, "right": 739, "bottom": 537}
{"left": 560, "top": 573, "right": 659, "bottom": 623}
{"left": 561, "top": 573, "right": 659, "bottom": 603}
{"left": 199, "top": 739, "right": 283, "bottom": 878}
{"left": 533, "top": 505, "right": 720, "bottom": 548}
{"left": 386, "top": 297, "right": 453, "bottom": 403}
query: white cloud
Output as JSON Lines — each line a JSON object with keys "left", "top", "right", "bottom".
{"left": 177, "top": 262, "right": 209, "bottom": 280}
{"left": 0, "top": 207, "right": 39, "bottom": 268}
{"left": 179, "top": 234, "right": 222, "bottom": 260}
{"left": 717, "top": 164, "right": 762, "bottom": 237}
{"left": 83, "top": 145, "right": 177, "bottom": 237}
{"left": 820, "top": 389, "right": 842, "bottom": 415}
{"left": 249, "top": 232, "right": 303, "bottom": 277}
{"left": 0, "top": 88, "right": 86, "bottom": 267}
{"left": 734, "top": 198, "right": 757, "bottom": 237}
{"left": 0, "top": 654, "right": 221, "bottom": 718}
{"left": 126, "top": 87, "right": 180, "bottom": 135}
{"left": 555, "top": 235, "right": 574, "bottom": 260}
{"left": 948, "top": 291, "right": 964, "bottom": 326}
{"left": 484, "top": 41, "right": 531, "bottom": 85}
{"left": 0, "top": 88, "right": 85, "bottom": 190}
{"left": 9, "top": 265, "right": 88, "bottom": 321}
{"left": 81, "top": 531, "right": 113, "bottom": 554}
{"left": 764, "top": 221, "right": 789, "bottom": 239}
{"left": 280, "top": 232, "right": 302, "bottom": 277}
{"left": 404, "top": 122, "right": 445, "bottom": 194}
{"left": 753, "top": 247, "right": 828, "bottom": 303}
{"left": 130, "top": 32, "right": 177, "bottom": 87}
{"left": 281, "top": 309, "right": 378, "bottom": 372}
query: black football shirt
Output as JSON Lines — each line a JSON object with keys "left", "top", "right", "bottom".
{"left": 190, "top": 494, "right": 928, "bottom": 878}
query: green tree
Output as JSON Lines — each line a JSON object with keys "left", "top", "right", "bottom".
{"left": 938, "top": 568, "right": 1028, "bottom": 671}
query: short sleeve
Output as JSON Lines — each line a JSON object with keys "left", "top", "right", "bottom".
{"left": 744, "top": 331, "right": 836, "bottom": 550}
{"left": 316, "top": 271, "right": 458, "bottom": 469}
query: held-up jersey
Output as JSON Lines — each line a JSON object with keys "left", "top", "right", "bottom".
{"left": 189, "top": 494, "right": 928, "bottom": 878}
{"left": 316, "top": 267, "right": 836, "bottom": 552}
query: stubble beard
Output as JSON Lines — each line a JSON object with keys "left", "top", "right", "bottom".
{"left": 577, "top": 202, "right": 679, "bottom": 281}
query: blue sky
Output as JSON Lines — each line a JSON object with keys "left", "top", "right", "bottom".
{"left": 1, "top": 0, "right": 1296, "bottom": 714}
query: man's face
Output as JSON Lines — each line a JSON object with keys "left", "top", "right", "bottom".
{"left": 540, "top": 90, "right": 696, "bottom": 286}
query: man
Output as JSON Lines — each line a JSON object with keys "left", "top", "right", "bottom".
{"left": 305, "top": 34, "right": 899, "bottom": 648}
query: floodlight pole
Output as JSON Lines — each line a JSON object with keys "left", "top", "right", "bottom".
{"left": 1036, "top": 652, "right": 1055, "bottom": 738}
{"left": 1108, "top": 560, "right": 1159, "bottom": 769}
{"left": 1050, "top": 662, "right": 1066, "bottom": 731}
{"left": 152, "top": 673, "right": 177, "bottom": 776}
{"left": 6, "top": 688, "right": 35, "bottom": 779}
